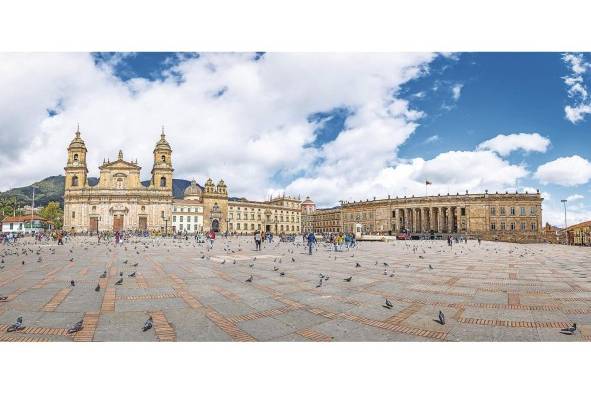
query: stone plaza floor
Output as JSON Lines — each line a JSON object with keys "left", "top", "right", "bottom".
{"left": 1, "top": 236, "right": 591, "bottom": 341}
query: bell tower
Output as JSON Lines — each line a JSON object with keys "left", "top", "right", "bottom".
{"left": 64, "top": 124, "right": 88, "bottom": 189}
{"left": 151, "top": 127, "right": 173, "bottom": 190}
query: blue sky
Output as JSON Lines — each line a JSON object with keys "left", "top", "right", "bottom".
{"left": 2, "top": 52, "right": 591, "bottom": 225}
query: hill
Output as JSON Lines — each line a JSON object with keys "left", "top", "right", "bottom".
{"left": 0, "top": 176, "right": 192, "bottom": 208}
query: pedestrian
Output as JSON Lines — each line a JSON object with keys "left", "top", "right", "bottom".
{"left": 307, "top": 232, "right": 316, "bottom": 255}
{"left": 254, "top": 231, "right": 262, "bottom": 251}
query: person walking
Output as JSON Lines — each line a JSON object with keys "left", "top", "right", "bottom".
{"left": 307, "top": 232, "right": 316, "bottom": 255}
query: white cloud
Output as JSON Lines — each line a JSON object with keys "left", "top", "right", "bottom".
{"left": 0, "top": 52, "right": 436, "bottom": 201}
{"left": 476, "top": 132, "right": 550, "bottom": 157}
{"left": 565, "top": 104, "right": 591, "bottom": 124}
{"left": 286, "top": 149, "right": 528, "bottom": 207}
{"left": 566, "top": 194, "right": 584, "bottom": 201}
{"left": 534, "top": 155, "right": 591, "bottom": 186}
{"left": 451, "top": 83, "right": 463, "bottom": 101}
{"left": 424, "top": 134, "right": 439, "bottom": 144}
{"left": 562, "top": 53, "right": 591, "bottom": 124}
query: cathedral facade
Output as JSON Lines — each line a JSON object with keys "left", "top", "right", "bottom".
{"left": 63, "top": 127, "right": 174, "bottom": 233}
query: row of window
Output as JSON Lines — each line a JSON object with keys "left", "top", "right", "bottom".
{"left": 229, "top": 223, "right": 300, "bottom": 232}
{"left": 230, "top": 206, "right": 300, "bottom": 215}
{"left": 172, "top": 215, "right": 203, "bottom": 223}
{"left": 229, "top": 213, "right": 299, "bottom": 222}
{"left": 176, "top": 223, "right": 202, "bottom": 231}
{"left": 173, "top": 206, "right": 202, "bottom": 213}
{"left": 490, "top": 206, "right": 536, "bottom": 216}
{"left": 490, "top": 222, "right": 537, "bottom": 231}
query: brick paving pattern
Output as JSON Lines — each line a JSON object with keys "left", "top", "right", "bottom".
{"left": 1, "top": 236, "right": 590, "bottom": 341}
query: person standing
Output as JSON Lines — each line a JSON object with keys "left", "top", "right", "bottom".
{"left": 254, "top": 231, "right": 262, "bottom": 251}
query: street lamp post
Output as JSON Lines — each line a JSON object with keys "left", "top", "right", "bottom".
{"left": 161, "top": 212, "right": 169, "bottom": 237}
{"left": 561, "top": 199, "right": 568, "bottom": 244}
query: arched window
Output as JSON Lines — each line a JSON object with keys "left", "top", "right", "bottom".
{"left": 161, "top": 155, "right": 166, "bottom": 162}
{"left": 160, "top": 176, "right": 166, "bottom": 187}
{"left": 73, "top": 153, "right": 79, "bottom": 161}
{"left": 71, "top": 175, "right": 79, "bottom": 186}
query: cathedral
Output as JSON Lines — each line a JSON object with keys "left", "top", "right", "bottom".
{"left": 63, "top": 126, "right": 174, "bottom": 233}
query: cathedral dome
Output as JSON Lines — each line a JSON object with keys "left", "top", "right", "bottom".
{"left": 184, "top": 180, "right": 202, "bottom": 199}
{"left": 301, "top": 197, "right": 315, "bottom": 206}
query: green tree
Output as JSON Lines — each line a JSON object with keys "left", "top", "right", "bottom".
{"left": 0, "top": 197, "right": 22, "bottom": 219}
{"left": 39, "top": 201, "right": 63, "bottom": 229}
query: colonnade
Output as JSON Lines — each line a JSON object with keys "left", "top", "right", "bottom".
{"left": 394, "top": 206, "right": 463, "bottom": 233}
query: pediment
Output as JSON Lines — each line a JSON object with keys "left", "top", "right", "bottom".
{"left": 99, "top": 159, "right": 141, "bottom": 170}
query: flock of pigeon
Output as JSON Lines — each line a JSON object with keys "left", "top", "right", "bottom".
{"left": 0, "top": 236, "right": 583, "bottom": 339}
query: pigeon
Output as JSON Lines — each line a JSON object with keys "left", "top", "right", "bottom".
{"left": 438, "top": 310, "right": 446, "bottom": 325}
{"left": 122, "top": 260, "right": 128, "bottom": 264}
{"left": 70, "top": 280, "right": 76, "bottom": 286}
{"left": 429, "top": 265, "right": 434, "bottom": 270}
{"left": 280, "top": 272, "right": 285, "bottom": 276}
{"left": 94, "top": 284, "right": 101, "bottom": 292}
{"left": 249, "top": 263, "right": 254, "bottom": 268}
{"left": 99, "top": 271, "right": 107, "bottom": 278}
{"left": 273, "top": 266, "right": 279, "bottom": 271}
{"left": 7, "top": 317, "right": 24, "bottom": 332}
{"left": 383, "top": 262, "right": 389, "bottom": 267}
{"left": 245, "top": 275, "right": 253, "bottom": 283}
{"left": 560, "top": 323, "right": 577, "bottom": 335}
{"left": 115, "top": 278, "right": 123, "bottom": 285}
{"left": 383, "top": 270, "right": 388, "bottom": 275}
{"left": 0, "top": 296, "right": 8, "bottom": 301}
{"left": 291, "top": 257, "right": 295, "bottom": 263}
{"left": 316, "top": 279, "right": 323, "bottom": 288}
{"left": 344, "top": 276, "right": 352, "bottom": 282}
{"left": 132, "top": 263, "right": 138, "bottom": 267}
{"left": 67, "top": 320, "right": 84, "bottom": 334}
{"left": 129, "top": 272, "right": 136, "bottom": 277}
{"left": 355, "top": 262, "right": 361, "bottom": 268}
{"left": 22, "top": 261, "right": 25, "bottom": 265}
{"left": 119, "top": 271, "right": 124, "bottom": 277}
{"left": 383, "top": 299, "right": 393, "bottom": 309}
{"left": 143, "top": 316, "right": 153, "bottom": 332}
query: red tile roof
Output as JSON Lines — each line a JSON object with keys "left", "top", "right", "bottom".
{"left": 566, "top": 220, "right": 591, "bottom": 231}
{"left": 1, "top": 214, "right": 48, "bottom": 224}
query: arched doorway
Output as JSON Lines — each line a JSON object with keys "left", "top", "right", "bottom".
{"left": 212, "top": 219, "right": 220, "bottom": 232}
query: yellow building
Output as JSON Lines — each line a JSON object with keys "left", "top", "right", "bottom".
{"left": 227, "top": 195, "right": 301, "bottom": 235}
{"left": 566, "top": 220, "right": 591, "bottom": 246}
{"left": 63, "top": 127, "right": 173, "bottom": 233}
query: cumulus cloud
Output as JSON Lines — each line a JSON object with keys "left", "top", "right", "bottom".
{"left": 476, "top": 132, "right": 550, "bottom": 157}
{"left": 534, "top": 155, "right": 591, "bottom": 186}
{"left": 286, "top": 149, "right": 529, "bottom": 207}
{"left": 562, "top": 53, "right": 591, "bottom": 124}
{"left": 0, "top": 52, "right": 436, "bottom": 199}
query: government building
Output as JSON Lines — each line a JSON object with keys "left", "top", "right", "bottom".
{"left": 301, "top": 191, "right": 544, "bottom": 242}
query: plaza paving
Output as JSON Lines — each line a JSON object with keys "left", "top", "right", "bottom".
{"left": 1, "top": 236, "right": 591, "bottom": 341}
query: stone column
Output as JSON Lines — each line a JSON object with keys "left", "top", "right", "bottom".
{"left": 449, "top": 206, "right": 455, "bottom": 233}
